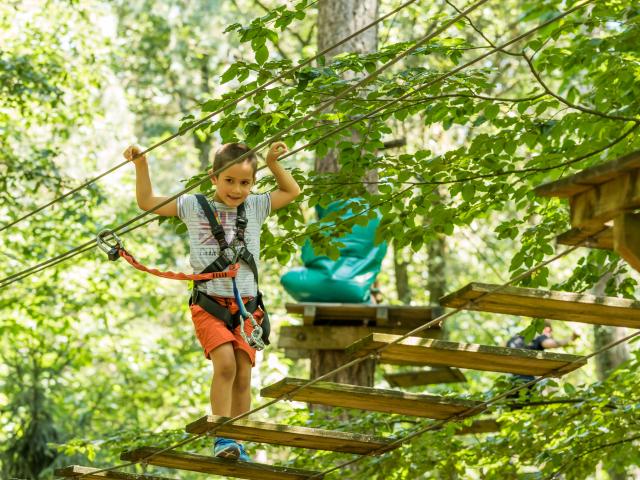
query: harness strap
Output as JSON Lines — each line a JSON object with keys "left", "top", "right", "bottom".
{"left": 191, "top": 288, "right": 259, "bottom": 327}
{"left": 195, "top": 194, "right": 229, "bottom": 250}
{"left": 119, "top": 248, "right": 239, "bottom": 281}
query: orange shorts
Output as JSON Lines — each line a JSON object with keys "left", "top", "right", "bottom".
{"left": 189, "top": 295, "right": 264, "bottom": 367}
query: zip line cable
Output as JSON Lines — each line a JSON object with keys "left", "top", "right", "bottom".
{"left": 0, "top": 0, "right": 419, "bottom": 235}
{"left": 0, "top": 0, "right": 492, "bottom": 290}
{"left": 66, "top": 5, "right": 607, "bottom": 478}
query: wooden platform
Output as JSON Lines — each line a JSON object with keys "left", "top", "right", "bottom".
{"left": 440, "top": 282, "right": 640, "bottom": 328}
{"left": 286, "top": 302, "right": 437, "bottom": 329}
{"left": 56, "top": 466, "right": 173, "bottom": 479}
{"left": 260, "top": 378, "right": 484, "bottom": 419}
{"left": 384, "top": 367, "right": 466, "bottom": 388}
{"left": 185, "top": 415, "right": 394, "bottom": 455}
{"left": 535, "top": 151, "right": 640, "bottom": 271}
{"left": 535, "top": 150, "right": 640, "bottom": 198}
{"left": 120, "top": 447, "right": 323, "bottom": 480}
{"left": 347, "top": 334, "right": 586, "bottom": 376}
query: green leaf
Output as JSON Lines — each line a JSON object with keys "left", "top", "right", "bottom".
{"left": 461, "top": 183, "right": 475, "bottom": 202}
{"left": 484, "top": 103, "right": 500, "bottom": 120}
{"left": 255, "top": 44, "right": 269, "bottom": 65}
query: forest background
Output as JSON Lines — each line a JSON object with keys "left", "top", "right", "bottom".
{"left": 1, "top": 0, "right": 639, "bottom": 478}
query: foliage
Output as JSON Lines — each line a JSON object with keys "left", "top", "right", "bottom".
{"left": 1, "top": 0, "right": 640, "bottom": 479}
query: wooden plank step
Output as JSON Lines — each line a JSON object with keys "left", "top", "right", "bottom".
{"left": 534, "top": 150, "right": 640, "bottom": 198}
{"left": 384, "top": 367, "right": 466, "bottom": 387}
{"left": 347, "top": 334, "right": 585, "bottom": 376}
{"left": 185, "top": 415, "right": 394, "bottom": 455}
{"left": 120, "top": 447, "right": 322, "bottom": 480}
{"left": 260, "top": 378, "right": 483, "bottom": 419}
{"left": 440, "top": 282, "right": 640, "bottom": 329}
{"left": 56, "top": 466, "right": 173, "bottom": 479}
{"left": 285, "top": 302, "right": 436, "bottom": 328}
{"left": 556, "top": 227, "right": 613, "bottom": 250}
{"left": 279, "top": 325, "right": 441, "bottom": 352}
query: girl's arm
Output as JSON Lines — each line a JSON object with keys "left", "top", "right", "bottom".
{"left": 125, "top": 145, "right": 178, "bottom": 216}
{"left": 266, "top": 142, "right": 301, "bottom": 211}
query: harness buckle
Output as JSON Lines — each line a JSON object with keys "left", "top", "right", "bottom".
{"left": 236, "top": 216, "right": 248, "bottom": 229}
{"left": 97, "top": 229, "right": 123, "bottom": 261}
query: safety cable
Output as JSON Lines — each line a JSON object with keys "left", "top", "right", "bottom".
{"left": 0, "top": 0, "right": 419, "bottom": 235}
{"left": 0, "top": 0, "right": 492, "bottom": 290}
{"left": 56, "top": 1, "right": 504, "bottom": 478}
{"left": 62, "top": 4, "right": 606, "bottom": 478}
{"left": 80, "top": 224, "right": 619, "bottom": 480}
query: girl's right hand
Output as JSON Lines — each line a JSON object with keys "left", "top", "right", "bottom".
{"left": 123, "top": 145, "right": 147, "bottom": 166}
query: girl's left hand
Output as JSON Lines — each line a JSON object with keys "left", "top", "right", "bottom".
{"left": 266, "top": 141, "right": 288, "bottom": 164}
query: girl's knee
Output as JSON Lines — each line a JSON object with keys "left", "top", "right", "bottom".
{"left": 211, "top": 344, "right": 237, "bottom": 382}
{"left": 233, "top": 352, "right": 252, "bottom": 392}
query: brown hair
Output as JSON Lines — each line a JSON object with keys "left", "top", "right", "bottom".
{"left": 211, "top": 143, "right": 258, "bottom": 178}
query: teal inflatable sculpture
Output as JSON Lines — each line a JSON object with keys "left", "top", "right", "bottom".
{"left": 280, "top": 200, "right": 388, "bottom": 303}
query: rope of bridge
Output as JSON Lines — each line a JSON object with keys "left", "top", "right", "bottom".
{"left": 59, "top": 2, "right": 613, "bottom": 479}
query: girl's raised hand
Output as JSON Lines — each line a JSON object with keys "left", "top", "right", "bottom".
{"left": 266, "top": 141, "right": 288, "bottom": 164}
{"left": 123, "top": 145, "right": 147, "bottom": 166}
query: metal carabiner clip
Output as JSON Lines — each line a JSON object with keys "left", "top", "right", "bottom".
{"left": 96, "top": 229, "right": 123, "bottom": 261}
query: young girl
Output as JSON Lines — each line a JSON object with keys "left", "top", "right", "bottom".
{"left": 125, "top": 141, "right": 300, "bottom": 461}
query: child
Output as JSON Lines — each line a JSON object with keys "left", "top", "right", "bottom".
{"left": 124, "top": 141, "right": 300, "bottom": 461}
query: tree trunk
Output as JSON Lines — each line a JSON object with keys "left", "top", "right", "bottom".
{"left": 393, "top": 239, "right": 412, "bottom": 304}
{"left": 592, "top": 273, "right": 630, "bottom": 380}
{"left": 427, "top": 232, "right": 447, "bottom": 336}
{"left": 312, "top": 0, "right": 379, "bottom": 388}
{"left": 591, "top": 273, "right": 629, "bottom": 480}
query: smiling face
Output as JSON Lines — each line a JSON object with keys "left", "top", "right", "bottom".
{"left": 211, "top": 160, "right": 255, "bottom": 207}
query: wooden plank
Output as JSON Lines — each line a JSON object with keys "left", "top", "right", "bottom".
{"left": 283, "top": 348, "right": 442, "bottom": 365}
{"left": 569, "top": 169, "right": 640, "bottom": 229}
{"left": 614, "top": 212, "right": 640, "bottom": 273}
{"left": 440, "top": 282, "right": 640, "bottom": 328}
{"left": 260, "top": 378, "right": 484, "bottom": 419}
{"left": 278, "top": 326, "right": 441, "bottom": 351}
{"left": 56, "top": 466, "right": 173, "bottom": 480}
{"left": 185, "top": 415, "right": 394, "bottom": 455}
{"left": 384, "top": 367, "right": 466, "bottom": 387}
{"left": 347, "top": 334, "right": 586, "bottom": 376}
{"left": 302, "top": 305, "right": 317, "bottom": 325}
{"left": 285, "top": 302, "right": 436, "bottom": 329}
{"left": 535, "top": 150, "right": 640, "bottom": 198}
{"left": 556, "top": 227, "right": 613, "bottom": 250}
{"left": 120, "top": 447, "right": 322, "bottom": 480}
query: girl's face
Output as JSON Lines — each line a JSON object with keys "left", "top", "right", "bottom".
{"left": 211, "top": 161, "right": 255, "bottom": 207}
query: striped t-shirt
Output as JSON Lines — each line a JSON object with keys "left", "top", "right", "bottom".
{"left": 177, "top": 193, "right": 271, "bottom": 297}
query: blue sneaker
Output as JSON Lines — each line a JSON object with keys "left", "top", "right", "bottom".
{"left": 214, "top": 437, "right": 241, "bottom": 459}
{"left": 238, "top": 443, "right": 251, "bottom": 462}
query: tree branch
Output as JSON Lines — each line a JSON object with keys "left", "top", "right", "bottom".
{"left": 522, "top": 52, "right": 639, "bottom": 123}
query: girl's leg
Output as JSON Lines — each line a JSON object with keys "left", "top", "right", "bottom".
{"left": 209, "top": 342, "right": 237, "bottom": 417}
{"left": 230, "top": 349, "right": 253, "bottom": 417}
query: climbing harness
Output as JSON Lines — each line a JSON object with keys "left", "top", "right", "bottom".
{"left": 96, "top": 195, "right": 270, "bottom": 350}
{"left": 190, "top": 194, "right": 269, "bottom": 350}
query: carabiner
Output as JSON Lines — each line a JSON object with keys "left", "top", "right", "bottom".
{"left": 239, "top": 313, "right": 265, "bottom": 351}
{"left": 96, "top": 229, "right": 123, "bottom": 261}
